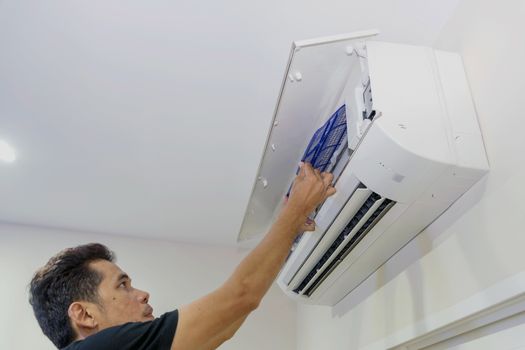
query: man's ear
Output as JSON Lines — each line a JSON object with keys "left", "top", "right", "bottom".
{"left": 68, "top": 302, "right": 98, "bottom": 330}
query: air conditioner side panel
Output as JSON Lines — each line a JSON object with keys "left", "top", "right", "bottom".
{"left": 433, "top": 50, "right": 489, "bottom": 172}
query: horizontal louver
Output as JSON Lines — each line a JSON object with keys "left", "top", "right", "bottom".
{"left": 292, "top": 191, "right": 395, "bottom": 296}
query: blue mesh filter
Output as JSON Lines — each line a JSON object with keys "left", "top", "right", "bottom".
{"left": 286, "top": 105, "right": 348, "bottom": 198}
{"left": 301, "top": 104, "right": 347, "bottom": 172}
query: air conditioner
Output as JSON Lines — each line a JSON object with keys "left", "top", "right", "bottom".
{"left": 237, "top": 30, "right": 489, "bottom": 306}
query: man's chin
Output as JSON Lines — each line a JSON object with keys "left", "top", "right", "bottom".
{"left": 143, "top": 314, "right": 155, "bottom": 321}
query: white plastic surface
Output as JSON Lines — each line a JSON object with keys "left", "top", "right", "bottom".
{"left": 238, "top": 30, "right": 379, "bottom": 241}
{"left": 240, "top": 33, "right": 489, "bottom": 305}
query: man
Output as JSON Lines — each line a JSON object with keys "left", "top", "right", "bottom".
{"left": 29, "top": 163, "right": 336, "bottom": 349}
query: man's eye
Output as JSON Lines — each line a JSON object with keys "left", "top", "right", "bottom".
{"left": 119, "top": 282, "right": 127, "bottom": 288}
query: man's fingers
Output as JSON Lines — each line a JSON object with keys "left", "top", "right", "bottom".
{"left": 325, "top": 186, "right": 337, "bottom": 198}
{"left": 291, "top": 163, "right": 336, "bottom": 216}
{"left": 296, "top": 162, "right": 305, "bottom": 178}
{"left": 304, "top": 162, "right": 321, "bottom": 181}
{"left": 321, "top": 172, "right": 334, "bottom": 187}
{"left": 302, "top": 162, "right": 315, "bottom": 178}
{"left": 313, "top": 168, "right": 322, "bottom": 180}
{"left": 301, "top": 218, "right": 316, "bottom": 232}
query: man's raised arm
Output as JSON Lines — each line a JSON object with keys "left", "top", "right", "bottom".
{"left": 171, "top": 163, "right": 336, "bottom": 350}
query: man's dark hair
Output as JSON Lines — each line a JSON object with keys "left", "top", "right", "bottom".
{"left": 29, "top": 243, "right": 115, "bottom": 349}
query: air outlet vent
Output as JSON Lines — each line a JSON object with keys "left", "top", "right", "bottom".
{"left": 293, "top": 191, "right": 395, "bottom": 296}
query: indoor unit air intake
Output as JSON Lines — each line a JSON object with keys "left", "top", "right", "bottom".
{"left": 238, "top": 30, "right": 489, "bottom": 306}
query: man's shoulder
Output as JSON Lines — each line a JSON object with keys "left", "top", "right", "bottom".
{"left": 62, "top": 310, "right": 179, "bottom": 350}
{"left": 61, "top": 324, "right": 134, "bottom": 350}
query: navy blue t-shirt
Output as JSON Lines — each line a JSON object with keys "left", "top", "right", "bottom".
{"left": 62, "top": 310, "right": 178, "bottom": 350}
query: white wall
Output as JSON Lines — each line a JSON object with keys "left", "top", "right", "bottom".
{"left": 296, "top": 0, "right": 525, "bottom": 349}
{"left": 426, "top": 311, "right": 525, "bottom": 349}
{"left": 0, "top": 223, "right": 296, "bottom": 350}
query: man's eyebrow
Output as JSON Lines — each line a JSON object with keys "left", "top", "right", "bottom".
{"left": 116, "top": 273, "right": 130, "bottom": 282}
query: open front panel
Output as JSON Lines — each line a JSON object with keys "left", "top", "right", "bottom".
{"left": 238, "top": 30, "right": 379, "bottom": 241}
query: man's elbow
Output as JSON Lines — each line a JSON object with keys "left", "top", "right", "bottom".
{"left": 221, "top": 326, "right": 239, "bottom": 343}
{"left": 231, "top": 280, "right": 261, "bottom": 313}
{"left": 237, "top": 287, "right": 260, "bottom": 313}
{"left": 207, "top": 327, "right": 239, "bottom": 350}
{"left": 244, "top": 294, "right": 260, "bottom": 312}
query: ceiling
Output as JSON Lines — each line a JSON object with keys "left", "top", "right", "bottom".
{"left": 0, "top": 0, "right": 460, "bottom": 246}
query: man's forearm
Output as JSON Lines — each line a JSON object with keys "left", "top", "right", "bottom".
{"left": 227, "top": 206, "right": 305, "bottom": 306}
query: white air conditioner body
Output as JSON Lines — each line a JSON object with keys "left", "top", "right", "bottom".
{"left": 237, "top": 30, "right": 489, "bottom": 306}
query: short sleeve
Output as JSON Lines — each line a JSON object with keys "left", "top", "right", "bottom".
{"left": 63, "top": 310, "right": 179, "bottom": 350}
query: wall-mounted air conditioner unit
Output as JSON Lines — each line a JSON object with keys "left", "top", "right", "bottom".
{"left": 238, "top": 30, "right": 489, "bottom": 306}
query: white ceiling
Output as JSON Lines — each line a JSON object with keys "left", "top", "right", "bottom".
{"left": 0, "top": 0, "right": 459, "bottom": 246}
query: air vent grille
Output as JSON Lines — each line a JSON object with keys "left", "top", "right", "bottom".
{"left": 293, "top": 192, "right": 395, "bottom": 296}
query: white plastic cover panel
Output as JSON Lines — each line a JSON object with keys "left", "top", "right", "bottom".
{"left": 238, "top": 30, "right": 379, "bottom": 241}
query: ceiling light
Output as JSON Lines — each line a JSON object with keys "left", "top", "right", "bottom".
{"left": 0, "top": 140, "right": 16, "bottom": 163}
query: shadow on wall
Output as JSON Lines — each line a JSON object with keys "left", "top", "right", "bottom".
{"left": 455, "top": 169, "right": 525, "bottom": 296}
{"left": 332, "top": 175, "right": 489, "bottom": 317}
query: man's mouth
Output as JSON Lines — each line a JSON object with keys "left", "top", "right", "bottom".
{"left": 144, "top": 305, "right": 154, "bottom": 318}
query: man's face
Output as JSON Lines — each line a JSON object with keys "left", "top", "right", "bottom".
{"left": 89, "top": 259, "right": 155, "bottom": 329}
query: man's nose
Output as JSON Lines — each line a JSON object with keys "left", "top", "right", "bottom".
{"left": 137, "top": 289, "right": 150, "bottom": 303}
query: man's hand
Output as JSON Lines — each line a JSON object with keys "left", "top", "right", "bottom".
{"left": 286, "top": 162, "right": 336, "bottom": 231}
